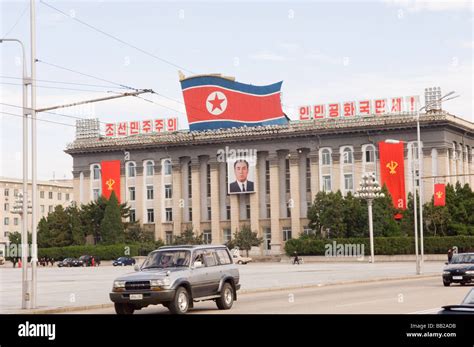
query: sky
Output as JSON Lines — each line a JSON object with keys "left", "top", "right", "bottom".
{"left": 0, "top": 0, "right": 473, "bottom": 180}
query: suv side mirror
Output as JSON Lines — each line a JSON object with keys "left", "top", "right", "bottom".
{"left": 134, "top": 265, "right": 140, "bottom": 272}
{"left": 193, "top": 261, "right": 203, "bottom": 269}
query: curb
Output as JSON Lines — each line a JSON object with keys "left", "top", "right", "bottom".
{"left": 13, "top": 273, "right": 439, "bottom": 314}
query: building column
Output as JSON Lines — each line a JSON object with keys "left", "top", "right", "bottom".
{"left": 269, "top": 154, "right": 281, "bottom": 254}
{"left": 172, "top": 159, "right": 182, "bottom": 236}
{"left": 191, "top": 158, "right": 201, "bottom": 233}
{"left": 153, "top": 163, "right": 162, "bottom": 241}
{"left": 289, "top": 152, "right": 301, "bottom": 237}
{"left": 249, "top": 155, "right": 260, "bottom": 239}
{"left": 210, "top": 160, "right": 221, "bottom": 244}
{"left": 230, "top": 194, "right": 239, "bottom": 235}
{"left": 309, "top": 152, "right": 319, "bottom": 204}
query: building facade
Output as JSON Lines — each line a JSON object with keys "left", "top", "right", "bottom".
{"left": 0, "top": 178, "right": 74, "bottom": 246}
{"left": 66, "top": 113, "right": 474, "bottom": 254}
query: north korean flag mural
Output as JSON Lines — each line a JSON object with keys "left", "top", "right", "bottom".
{"left": 434, "top": 183, "right": 446, "bottom": 206}
{"left": 101, "top": 160, "right": 121, "bottom": 202}
{"left": 180, "top": 75, "right": 288, "bottom": 131}
{"left": 379, "top": 141, "right": 406, "bottom": 210}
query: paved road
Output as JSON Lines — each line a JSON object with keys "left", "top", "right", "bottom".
{"left": 69, "top": 277, "right": 471, "bottom": 314}
{"left": 0, "top": 261, "right": 451, "bottom": 313}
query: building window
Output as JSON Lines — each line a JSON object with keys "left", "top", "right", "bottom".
{"left": 49, "top": 191, "right": 53, "bottom": 199}
{"left": 207, "top": 206, "right": 212, "bottom": 220}
{"left": 93, "top": 189, "right": 100, "bottom": 201}
{"left": 226, "top": 205, "right": 231, "bottom": 220}
{"left": 303, "top": 228, "right": 315, "bottom": 236}
{"left": 365, "top": 145, "right": 375, "bottom": 163}
{"left": 189, "top": 207, "right": 193, "bottom": 221}
{"left": 306, "top": 158, "right": 311, "bottom": 192}
{"left": 322, "top": 175, "right": 331, "bottom": 192}
{"left": 146, "top": 185, "right": 154, "bottom": 200}
{"left": 14, "top": 189, "right": 18, "bottom": 197}
{"left": 66, "top": 193, "right": 70, "bottom": 201}
{"left": 146, "top": 161, "right": 154, "bottom": 176}
{"left": 165, "top": 231, "right": 173, "bottom": 245}
{"left": 165, "top": 208, "right": 173, "bottom": 222}
{"left": 225, "top": 165, "right": 229, "bottom": 196}
{"left": 265, "top": 160, "right": 270, "bottom": 194}
{"left": 282, "top": 228, "right": 292, "bottom": 242}
{"left": 342, "top": 147, "right": 353, "bottom": 164}
{"left": 4, "top": 189, "right": 9, "bottom": 197}
{"left": 287, "top": 205, "right": 292, "bottom": 218}
{"left": 4, "top": 217, "right": 9, "bottom": 226}
{"left": 147, "top": 209, "right": 155, "bottom": 223}
{"left": 49, "top": 206, "right": 53, "bottom": 213}
{"left": 187, "top": 161, "right": 192, "bottom": 198}
{"left": 207, "top": 164, "right": 211, "bottom": 198}
{"left": 246, "top": 204, "right": 251, "bottom": 219}
{"left": 129, "top": 187, "right": 136, "bottom": 201}
{"left": 129, "top": 209, "right": 136, "bottom": 223}
{"left": 165, "top": 184, "right": 172, "bottom": 199}
{"left": 163, "top": 159, "right": 172, "bottom": 175}
{"left": 322, "top": 149, "right": 331, "bottom": 166}
{"left": 58, "top": 192, "right": 62, "bottom": 200}
{"left": 127, "top": 162, "right": 136, "bottom": 178}
{"left": 93, "top": 165, "right": 101, "bottom": 180}
{"left": 4, "top": 231, "right": 10, "bottom": 238}
{"left": 203, "top": 230, "right": 212, "bottom": 244}
{"left": 344, "top": 174, "right": 354, "bottom": 192}
{"left": 40, "top": 191, "right": 44, "bottom": 199}
{"left": 4, "top": 203, "right": 8, "bottom": 212}
{"left": 266, "top": 203, "right": 271, "bottom": 218}
{"left": 41, "top": 205, "right": 45, "bottom": 213}
{"left": 14, "top": 218, "right": 18, "bottom": 226}
{"left": 223, "top": 229, "right": 231, "bottom": 244}
{"left": 285, "top": 159, "right": 290, "bottom": 193}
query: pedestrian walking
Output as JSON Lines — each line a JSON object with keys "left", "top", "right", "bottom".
{"left": 447, "top": 247, "right": 454, "bottom": 263}
{"left": 91, "top": 257, "right": 95, "bottom": 267}
{"left": 293, "top": 251, "right": 300, "bottom": 265}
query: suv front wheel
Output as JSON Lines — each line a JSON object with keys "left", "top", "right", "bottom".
{"left": 216, "top": 282, "right": 234, "bottom": 310}
{"left": 115, "top": 303, "right": 135, "bottom": 315}
{"left": 168, "top": 287, "right": 190, "bottom": 314}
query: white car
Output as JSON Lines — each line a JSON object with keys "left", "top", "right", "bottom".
{"left": 232, "top": 253, "right": 252, "bottom": 265}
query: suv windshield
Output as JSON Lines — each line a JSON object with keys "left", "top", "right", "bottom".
{"left": 450, "top": 254, "right": 474, "bottom": 264}
{"left": 142, "top": 250, "right": 191, "bottom": 269}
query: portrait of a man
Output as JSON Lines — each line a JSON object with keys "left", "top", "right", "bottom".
{"left": 228, "top": 159, "right": 255, "bottom": 193}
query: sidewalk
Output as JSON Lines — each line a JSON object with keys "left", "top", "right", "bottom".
{"left": 0, "top": 261, "right": 445, "bottom": 314}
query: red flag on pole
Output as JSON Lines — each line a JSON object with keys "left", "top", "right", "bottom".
{"left": 434, "top": 183, "right": 446, "bottom": 206}
{"left": 101, "top": 160, "right": 121, "bottom": 202}
{"left": 379, "top": 141, "right": 406, "bottom": 210}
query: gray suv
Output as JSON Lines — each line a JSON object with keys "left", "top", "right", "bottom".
{"left": 110, "top": 245, "right": 240, "bottom": 314}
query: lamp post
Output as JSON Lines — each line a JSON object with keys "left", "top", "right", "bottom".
{"left": 415, "top": 89, "right": 459, "bottom": 274}
{"left": 0, "top": 38, "right": 31, "bottom": 309}
{"left": 355, "top": 173, "right": 385, "bottom": 263}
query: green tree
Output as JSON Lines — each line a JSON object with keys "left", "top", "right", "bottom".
{"left": 173, "top": 226, "right": 204, "bottom": 245}
{"left": 372, "top": 185, "right": 402, "bottom": 237}
{"left": 125, "top": 224, "right": 154, "bottom": 243}
{"left": 342, "top": 192, "right": 368, "bottom": 238}
{"left": 100, "top": 191, "right": 125, "bottom": 245}
{"left": 307, "top": 191, "right": 346, "bottom": 238}
{"left": 232, "top": 225, "right": 263, "bottom": 257}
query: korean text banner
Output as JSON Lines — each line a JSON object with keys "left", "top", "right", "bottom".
{"left": 101, "top": 160, "right": 121, "bottom": 202}
{"left": 379, "top": 141, "right": 406, "bottom": 210}
{"left": 180, "top": 75, "right": 288, "bottom": 131}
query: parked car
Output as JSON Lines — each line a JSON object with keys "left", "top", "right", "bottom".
{"left": 442, "top": 252, "right": 474, "bottom": 286}
{"left": 113, "top": 257, "right": 136, "bottom": 266}
{"left": 78, "top": 255, "right": 93, "bottom": 267}
{"left": 232, "top": 253, "right": 252, "bottom": 265}
{"left": 438, "top": 288, "right": 474, "bottom": 314}
{"left": 110, "top": 245, "right": 240, "bottom": 314}
{"left": 57, "top": 258, "right": 77, "bottom": 267}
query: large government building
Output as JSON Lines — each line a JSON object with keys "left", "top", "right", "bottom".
{"left": 65, "top": 113, "right": 474, "bottom": 255}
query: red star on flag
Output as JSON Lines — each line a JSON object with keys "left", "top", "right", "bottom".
{"left": 208, "top": 93, "right": 225, "bottom": 112}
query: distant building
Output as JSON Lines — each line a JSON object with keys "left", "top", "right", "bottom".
{"left": 0, "top": 178, "right": 74, "bottom": 247}
{"left": 65, "top": 113, "right": 474, "bottom": 255}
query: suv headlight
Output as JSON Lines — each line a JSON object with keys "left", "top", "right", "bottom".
{"left": 466, "top": 271, "right": 474, "bottom": 275}
{"left": 443, "top": 271, "right": 451, "bottom": 275}
{"left": 150, "top": 278, "right": 171, "bottom": 287}
{"left": 113, "top": 280, "right": 126, "bottom": 288}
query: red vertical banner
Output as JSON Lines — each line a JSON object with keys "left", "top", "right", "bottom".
{"left": 101, "top": 160, "right": 121, "bottom": 202}
{"left": 379, "top": 141, "right": 406, "bottom": 210}
{"left": 434, "top": 184, "right": 446, "bottom": 206}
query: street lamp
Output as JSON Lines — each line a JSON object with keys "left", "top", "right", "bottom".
{"left": 415, "top": 89, "right": 460, "bottom": 274}
{"left": 355, "top": 173, "right": 385, "bottom": 263}
{"left": 0, "top": 38, "right": 31, "bottom": 309}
